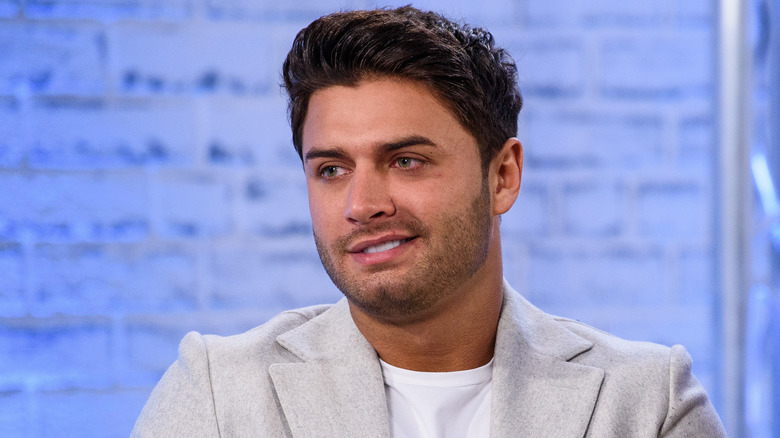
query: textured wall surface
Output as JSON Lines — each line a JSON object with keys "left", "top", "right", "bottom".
{"left": 0, "top": 0, "right": 718, "bottom": 436}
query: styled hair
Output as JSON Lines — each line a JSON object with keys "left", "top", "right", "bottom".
{"left": 282, "top": 6, "right": 523, "bottom": 170}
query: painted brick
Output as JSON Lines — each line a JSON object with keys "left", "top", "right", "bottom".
{"left": 124, "top": 314, "right": 195, "bottom": 378}
{"left": 151, "top": 171, "right": 233, "bottom": 238}
{"left": 450, "top": 0, "right": 518, "bottom": 25}
{"left": 205, "top": 0, "right": 358, "bottom": 20}
{"left": 678, "top": 115, "right": 714, "bottom": 172}
{"left": 580, "top": 0, "right": 677, "bottom": 27}
{"left": 609, "top": 309, "right": 714, "bottom": 371}
{"left": 0, "top": 1, "right": 19, "bottom": 17}
{"left": 678, "top": 247, "right": 714, "bottom": 307}
{"left": 5, "top": 102, "right": 198, "bottom": 169}
{"left": 0, "top": 0, "right": 725, "bottom": 432}
{"left": 0, "top": 390, "right": 28, "bottom": 438}
{"left": 527, "top": 244, "right": 667, "bottom": 308}
{"left": 195, "top": 309, "right": 287, "bottom": 336}
{"left": 571, "top": 305, "right": 717, "bottom": 401}
{"left": 369, "top": 0, "right": 518, "bottom": 25}
{"left": 205, "top": 96, "right": 296, "bottom": 168}
{"left": 268, "top": 22, "right": 311, "bottom": 75}
{"left": 122, "top": 308, "right": 312, "bottom": 384}
{"left": 109, "top": 22, "right": 276, "bottom": 96}
{"left": 0, "top": 317, "right": 111, "bottom": 385}
{"left": 0, "top": 22, "right": 105, "bottom": 97}
{"left": 636, "top": 181, "right": 708, "bottom": 241}
{"left": 565, "top": 305, "right": 713, "bottom": 364}
{"left": 32, "top": 243, "right": 198, "bottom": 315}
{"left": 237, "top": 171, "right": 311, "bottom": 237}
{"left": 500, "top": 239, "right": 529, "bottom": 294}
{"left": 25, "top": 0, "right": 191, "bottom": 20}
{"left": 522, "top": 0, "right": 585, "bottom": 27}
{"left": 0, "top": 103, "right": 24, "bottom": 167}
{"left": 601, "top": 309, "right": 715, "bottom": 398}
{"left": 502, "top": 37, "right": 586, "bottom": 98}
{"left": 38, "top": 387, "right": 149, "bottom": 438}
{"left": 562, "top": 180, "right": 625, "bottom": 237}
{"left": 696, "top": 371, "right": 716, "bottom": 411}
{"left": 208, "top": 242, "right": 340, "bottom": 310}
{"left": 122, "top": 310, "right": 281, "bottom": 380}
{"left": 675, "top": 0, "right": 713, "bottom": 25}
{"left": 0, "top": 172, "right": 149, "bottom": 242}
{"left": 523, "top": 111, "right": 664, "bottom": 169}
{"left": 600, "top": 32, "right": 712, "bottom": 98}
{"left": 0, "top": 243, "right": 25, "bottom": 317}
{"left": 523, "top": 0, "right": 706, "bottom": 28}
{"left": 501, "top": 179, "right": 550, "bottom": 237}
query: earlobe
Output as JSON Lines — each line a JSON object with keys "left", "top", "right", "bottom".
{"left": 491, "top": 138, "right": 523, "bottom": 215}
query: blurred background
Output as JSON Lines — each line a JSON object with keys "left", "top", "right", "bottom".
{"left": 0, "top": 0, "right": 777, "bottom": 436}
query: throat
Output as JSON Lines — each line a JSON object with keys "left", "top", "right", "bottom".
{"left": 349, "top": 299, "right": 500, "bottom": 372}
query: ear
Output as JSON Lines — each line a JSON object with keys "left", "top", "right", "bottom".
{"left": 490, "top": 138, "right": 523, "bottom": 216}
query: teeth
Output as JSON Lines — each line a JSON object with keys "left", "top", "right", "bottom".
{"left": 363, "top": 239, "right": 408, "bottom": 254}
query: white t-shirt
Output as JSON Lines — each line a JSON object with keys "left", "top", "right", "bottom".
{"left": 380, "top": 358, "right": 493, "bottom": 438}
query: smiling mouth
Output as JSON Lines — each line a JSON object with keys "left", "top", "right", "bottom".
{"left": 362, "top": 237, "right": 415, "bottom": 254}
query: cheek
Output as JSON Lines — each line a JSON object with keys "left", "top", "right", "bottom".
{"left": 306, "top": 187, "right": 324, "bottom": 225}
{"left": 395, "top": 173, "right": 471, "bottom": 211}
{"left": 307, "top": 200, "right": 327, "bottom": 231}
{"left": 433, "top": 178, "right": 478, "bottom": 205}
{"left": 307, "top": 190, "right": 340, "bottom": 234}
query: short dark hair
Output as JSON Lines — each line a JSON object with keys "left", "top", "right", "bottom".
{"left": 282, "top": 6, "right": 523, "bottom": 170}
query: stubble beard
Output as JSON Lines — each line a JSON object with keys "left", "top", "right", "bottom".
{"left": 314, "top": 182, "right": 493, "bottom": 322}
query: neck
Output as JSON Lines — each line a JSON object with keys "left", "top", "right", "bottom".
{"left": 348, "top": 237, "right": 505, "bottom": 372}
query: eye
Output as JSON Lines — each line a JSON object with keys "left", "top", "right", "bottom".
{"left": 395, "top": 157, "right": 422, "bottom": 169}
{"left": 320, "top": 165, "right": 344, "bottom": 178}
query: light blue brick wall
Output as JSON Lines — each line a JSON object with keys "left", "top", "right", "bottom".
{"left": 0, "top": 0, "right": 722, "bottom": 435}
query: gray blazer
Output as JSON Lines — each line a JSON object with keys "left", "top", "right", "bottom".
{"left": 132, "top": 282, "right": 726, "bottom": 437}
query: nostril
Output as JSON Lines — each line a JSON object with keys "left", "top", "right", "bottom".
{"left": 344, "top": 198, "right": 396, "bottom": 224}
{"left": 343, "top": 172, "right": 397, "bottom": 223}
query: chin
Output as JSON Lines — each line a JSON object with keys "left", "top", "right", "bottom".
{"left": 339, "top": 277, "right": 444, "bottom": 322}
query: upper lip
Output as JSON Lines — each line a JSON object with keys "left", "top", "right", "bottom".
{"left": 347, "top": 234, "right": 416, "bottom": 253}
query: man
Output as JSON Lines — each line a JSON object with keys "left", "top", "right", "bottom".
{"left": 132, "top": 6, "right": 726, "bottom": 437}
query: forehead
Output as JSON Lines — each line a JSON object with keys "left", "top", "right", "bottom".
{"left": 301, "top": 78, "right": 475, "bottom": 154}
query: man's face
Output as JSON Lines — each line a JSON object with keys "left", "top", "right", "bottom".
{"left": 301, "top": 78, "right": 495, "bottom": 323}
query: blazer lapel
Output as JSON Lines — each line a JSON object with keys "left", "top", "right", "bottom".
{"left": 491, "top": 282, "right": 605, "bottom": 438}
{"left": 268, "top": 283, "right": 605, "bottom": 438}
{"left": 269, "top": 300, "right": 390, "bottom": 438}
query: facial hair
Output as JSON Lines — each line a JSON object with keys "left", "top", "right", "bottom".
{"left": 314, "top": 181, "right": 493, "bottom": 323}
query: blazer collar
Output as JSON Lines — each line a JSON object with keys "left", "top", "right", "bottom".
{"left": 270, "top": 299, "right": 391, "bottom": 438}
{"left": 271, "top": 281, "right": 605, "bottom": 438}
{"left": 491, "top": 281, "right": 605, "bottom": 437}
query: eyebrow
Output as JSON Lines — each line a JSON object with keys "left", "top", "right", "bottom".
{"left": 303, "top": 135, "right": 438, "bottom": 163}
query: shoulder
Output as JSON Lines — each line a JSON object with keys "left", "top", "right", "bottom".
{"left": 550, "top": 317, "right": 725, "bottom": 436}
{"left": 500, "top": 285, "right": 720, "bottom": 427}
{"left": 132, "top": 305, "right": 336, "bottom": 437}
{"left": 554, "top": 316, "right": 672, "bottom": 365}
{"left": 501, "top": 283, "right": 674, "bottom": 371}
{"left": 181, "top": 303, "right": 336, "bottom": 364}
{"left": 550, "top": 315, "right": 692, "bottom": 392}
{"left": 212, "top": 303, "right": 333, "bottom": 343}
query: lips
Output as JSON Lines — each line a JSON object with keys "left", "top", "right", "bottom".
{"left": 362, "top": 238, "right": 413, "bottom": 254}
{"left": 347, "top": 235, "right": 417, "bottom": 254}
{"left": 345, "top": 234, "right": 418, "bottom": 267}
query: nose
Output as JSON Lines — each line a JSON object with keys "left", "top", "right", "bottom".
{"left": 344, "top": 170, "right": 396, "bottom": 224}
